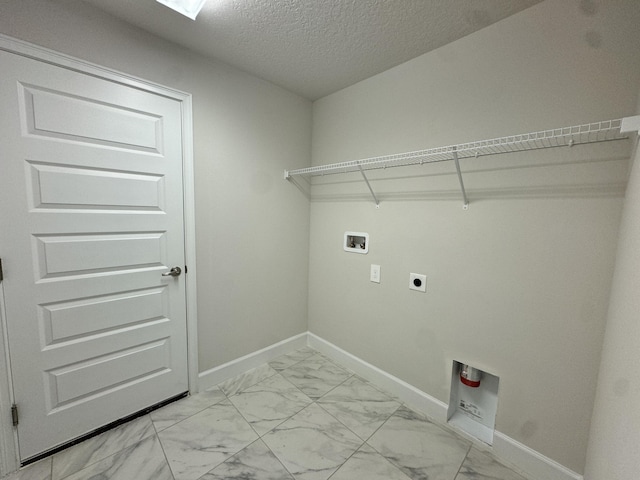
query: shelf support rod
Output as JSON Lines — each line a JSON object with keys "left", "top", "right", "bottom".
{"left": 357, "top": 163, "right": 380, "bottom": 208}
{"left": 452, "top": 147, "right": 469, "bottom": 210}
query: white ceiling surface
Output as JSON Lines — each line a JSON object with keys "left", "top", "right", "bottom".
{"left": 80, "top": 0, "right": 543, "bottom": 100}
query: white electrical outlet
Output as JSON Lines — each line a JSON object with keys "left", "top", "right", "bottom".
{"left": 409, "top": 273, "right": 426, "bottom": 292}
{"left": 370, "top": 264, "right": 381, "bottom": 283}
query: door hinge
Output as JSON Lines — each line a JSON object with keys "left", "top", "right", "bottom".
{"left": 0, "top": 258, "right": 4, "bottom": 282}
{"left": 11, "top": 404, "right": 18, "bottom": 427}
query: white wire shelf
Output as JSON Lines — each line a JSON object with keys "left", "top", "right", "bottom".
{"left": 284, "top": 117, "right": 639, "bottom": 209}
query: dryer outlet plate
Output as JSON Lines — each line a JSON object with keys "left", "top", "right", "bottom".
{"left": 409, "top": 273, "right": 427, "bottom": 292}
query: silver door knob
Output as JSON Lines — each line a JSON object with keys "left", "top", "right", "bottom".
{"left": 162, "top": 266, "right": 182, "bottom": 277}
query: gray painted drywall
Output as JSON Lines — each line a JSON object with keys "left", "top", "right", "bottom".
{"left": 0, "top": 0, "right": 312, "bottom": 372}
{"left": 308, "top": 0, "right": 640, "bottom": 473}
{"left": 584, "top": 94, "right": 640, "bottom": 480}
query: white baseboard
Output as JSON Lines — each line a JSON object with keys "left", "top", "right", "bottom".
{"left": 307, "top": 332, "right": 584, "bottom": 480}
{"left": 197, "top": 332, "right": 308, "bottom": 391}
{"left": 307, "top": 332, "right": 448, "bottom": 423}
{"left": 493, "top": 432, "right": 583, "bottom": 480}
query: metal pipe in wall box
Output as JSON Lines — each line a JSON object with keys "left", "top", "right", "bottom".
{"left": 460, "top": 364, "right": 482, "bottom": 388}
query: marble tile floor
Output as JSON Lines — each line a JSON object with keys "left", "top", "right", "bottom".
{"left": 4, "top": 348, "right": 531, "bottom": 480}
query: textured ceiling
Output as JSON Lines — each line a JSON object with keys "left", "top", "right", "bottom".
{"left": 80, "top": 0, "right": 543, "bottom": 100}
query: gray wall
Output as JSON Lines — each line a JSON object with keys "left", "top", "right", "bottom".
{"left": 0, "top": 0, "right": 312, "bottom": 372}
{"left": 308, "top": 0, "right": 640, "bottom": 473}
{"left": 584, "top": 92, "right": 640, "bottom": 479}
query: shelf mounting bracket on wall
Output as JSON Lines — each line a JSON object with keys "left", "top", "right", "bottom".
{"left": 452, "top": 147, "right": 469, "bottom": 210}
{"left": 358, "top": 162, "right": 380, "bottom": 208}
{"left": 620, "top": 115, "right": 640, "bottom": 134}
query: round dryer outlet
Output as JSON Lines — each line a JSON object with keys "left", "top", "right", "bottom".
{"left": 409, "top": 273, "right": 427, "bottom": 292}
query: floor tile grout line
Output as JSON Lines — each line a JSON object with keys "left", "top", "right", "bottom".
{"left": 56, "top": 425, "right": 156, "bottom": 480}
{"left": 325, "top": 436, "right": 415, "bottom": 480}
{"left": 157, "top": 394, "right": 256, "bottom": 480}
{"left": 259, "top": 401, "right": 364, "bottom": 480}
{"left": 323, "top": 437, "right": 367, "bottom": 480}
{"left": 219, "top": 366, "right": 280, "bottom": 398}
{"left": 313, "top": 397, "right": 381, "bottom": 443}
{"left": 53, "top": 415, "right": 156, "bottom": 480}
{"left": 247, "top": 350, "right": 393, "bottom": 446}
{"left": 153, "top": 389, "right": 236, "bottom": 479}
{"left": 225, "top": 392, "right": 264, "bottom": 441}
{"left": 240, "top": 352, "right": 369, "bottom": 480}
{"left": 193, "top": 380, "right": 303, "bottom": 479}
{"left": 155, "top": 433, "right": 176, "bottom": 480}
{"left": 312, "top": 373, "right": 405, "bottom": 446}
{"left": 225, "top": 372, "right": 314, "bottom": 438}
{"left": 188, "top": 437, "right": 257, "bottom": 480}
{"left": 261, "top": 378, "right": 395, "bottom": 480}
{"left": 353, "top": 373, "right": 405, "bottom": 404}
{"left": 311, "top": 372, "right": 355, "bottom": 400}
{"left": 228, "top": 370, "right": 310, "bottom": 403}
{"left": 453, "top": 443, "right": 474, "bottom": 480}
{"left": 272, "top": 371, "right": 315, "bottom": 401}
{"left": 268, "top": 349, "right": 318, "bottom": 373}
{"left": 250, "top": 437, "right": 297, "bottom": 480}
{"left": 150, "top": 389, "right": 227, "bottom": 434}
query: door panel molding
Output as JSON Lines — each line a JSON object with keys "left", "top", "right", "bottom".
{"left": 21, "top": 83, "right": 163, "bottom": 152}
{"left": 0, "top": 33, "right": 198, "bottom": 476}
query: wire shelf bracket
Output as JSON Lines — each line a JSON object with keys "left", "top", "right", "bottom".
{"left": 452, "top": 147, "right": 469, "bottom": 210}
{"left": 357, "top": 163, "right": 380, "bottom": 208}
{"left": 284, "top": 117, "right": 639, "bottom": 208}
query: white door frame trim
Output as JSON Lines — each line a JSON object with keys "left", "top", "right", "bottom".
{"left": 0, "top": 33, "right": 199, "bottom": 476}
{"left": 0, "top": 283, "right": 19, "bottom": 476}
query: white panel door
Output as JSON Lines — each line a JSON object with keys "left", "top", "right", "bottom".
{"left": 0, "top": 50, "right": 189, "bottom": 461}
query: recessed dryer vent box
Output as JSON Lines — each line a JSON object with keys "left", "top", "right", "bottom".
{"left": 344, "top": 232, "right": 368, "bottom": 254}
{"left": 447, "top": 361, "right": 499, "bottom": 445}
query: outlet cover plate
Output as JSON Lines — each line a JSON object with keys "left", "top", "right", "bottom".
{"left": 409, "top": 273, "right": 427, "bottom": 292}
{"left": 370, "top": 264, "right": 380, "bottom": 283}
